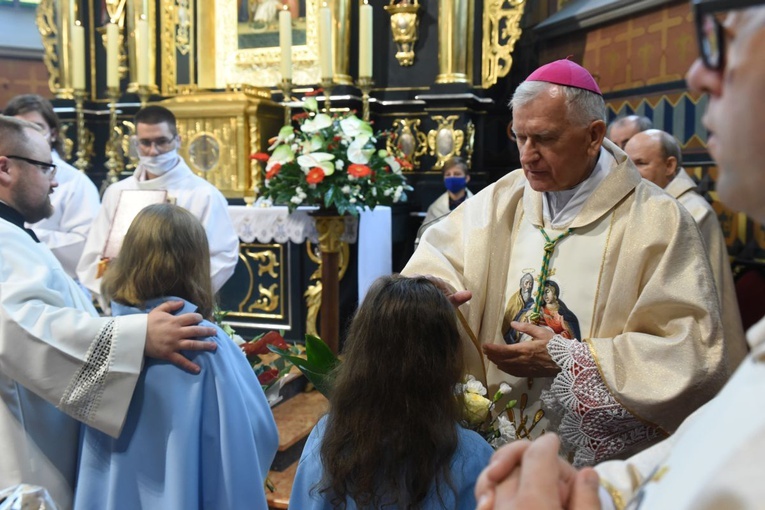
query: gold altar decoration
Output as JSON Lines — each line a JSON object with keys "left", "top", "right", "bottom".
{"left": 465, "top": 120, "right": 475, "bottom": 169}
{"left": 482, "top": 0, "right": 527, "bottom": 88}
{"left": 228, "top": 243, "right": 287, "bottom": 320}
{"left": 73, "top": 91, "right": 94, "bottom": 172}
{"left": 436, "top": 0, "right": 470, "bottom": 84}
{"left": 387, "top": 118, "right": 427, "bottom": 170}
{"left": 384, "top": 0, "right": 421, "bottom": 66}
{"left": 304, "top": 237, "right": 349, "bottom": 345}
{"left": 198, "top": 0, "right": 350, "bottom": 88}
{"left": 161, "top": 86, "right": 283, "bottom": 198}
{"left": 37, "top": 0, "right": 81, "bottom": 98}
{"left": 98, "top": 0, "right": 129, "bottom": 84}
{"left": 104, "top": 87, "right": 124, "bottom": 186}
{"left": 427, "top": 115, "right": 465, "bottom": 170}
{"left": 356, "top": 77, "right": 374, "bottom": 122}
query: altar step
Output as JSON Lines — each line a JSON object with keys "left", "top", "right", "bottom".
{"left": 267, "top": 385, "right": 328, "bottom": 509}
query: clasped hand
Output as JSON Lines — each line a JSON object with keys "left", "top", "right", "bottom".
{"left": 483, "top": 321, "right": 560, "bottom": 377}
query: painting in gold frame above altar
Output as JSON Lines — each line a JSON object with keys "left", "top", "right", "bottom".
{"left": 201, "top": 0, "right": 321, "bottom": 88}
{"left": 237, "top": 0, "right": 306, "bottom": 49}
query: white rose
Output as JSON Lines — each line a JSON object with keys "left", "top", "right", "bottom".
{"left": 465, "top": 377, "right": 487, "bottom": 396}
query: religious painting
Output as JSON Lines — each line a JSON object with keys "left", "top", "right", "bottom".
{"left": 237, "top": 0, "right": 307, "bottom": 50}
{"left": 199, "top": 0, "right": 321, "bottom": 88}
{"left": 503, "top": 276, "right": 581, "bottom": 344}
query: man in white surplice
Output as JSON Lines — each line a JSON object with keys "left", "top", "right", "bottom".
{"left": 404, "top": 59, "right": 747, "bottom": 466}
{"left": 77, "top": 105, "right": 238, "bottom": 302}
{"left": 0, "top": 116, "right": 218, "bottom": 509}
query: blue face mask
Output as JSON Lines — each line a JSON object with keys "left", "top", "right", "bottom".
{"left": 444, "top": 176, "right": 467, "bottom": 193}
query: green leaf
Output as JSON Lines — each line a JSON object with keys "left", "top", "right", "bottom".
{"left": 324, "top": 187, "right": 336, "bottom": 209}
{"left": 304, "top": 334, "right": 340, "bottom": 370}
{"left": 266, "top": 344, "right": 337, "bottom": 398}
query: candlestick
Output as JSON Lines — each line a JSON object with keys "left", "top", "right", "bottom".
{"left": 106, "top": 22, "right": 120, "bottom": 89}
{"left": 104, "top": 87, "right": 124, "bottom": 185}
{"left": 137, "top": 84, "right": 151, "bottom": 108}
{"left": 319, "top": 2, "right": 333, "bottom": 80}
{"left": 320, "top": 78, "right": 334, "bottom": 113}
{"left": 73, "top": 90, "right": 93, "bottom": 171}
{"left": 278, "top": 78, "right": 293, "bottom": 125}
{"left": 359, "top": 1, "right": 373, "bottom": 78}
{"left": 136, "top": 16, "right": 150, "bottom": 86}
{"left": 279, "top": 6, "right": 292, "bottom": 81}
{"left": 71, "top": 21, "right": 86, "bottom": 90}
{"left": 356, "top": 76, "right": 373, "bottom": 121}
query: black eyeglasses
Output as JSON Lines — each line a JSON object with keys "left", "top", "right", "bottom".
{"left": 692, "top": 0, "right": 765, "bottom": 70}
{"left": 136, "top": 137, "right": 177, "bottom": 151}
{"left": 4, "top": 155, "right": 57, "bottom": 177}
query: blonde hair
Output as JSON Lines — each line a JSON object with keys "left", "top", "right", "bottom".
{"left": 101, "top": 203, "right": 215, "bottom": 319}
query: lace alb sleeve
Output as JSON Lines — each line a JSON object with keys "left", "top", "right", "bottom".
{"left": 541, "top": 335, "right": 663, "bottom": 467}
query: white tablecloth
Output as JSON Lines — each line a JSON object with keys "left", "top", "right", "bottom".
{"left": 228, "top": 205, "right": 391, "bottom": 300}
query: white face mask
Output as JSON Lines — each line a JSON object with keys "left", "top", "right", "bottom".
{"left": 139, "top": 149, "right": 179, "bottom": 177}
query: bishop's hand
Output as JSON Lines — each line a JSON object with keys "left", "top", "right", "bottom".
{"left": 484, "top": 321, "right": 560, "bottom": 377}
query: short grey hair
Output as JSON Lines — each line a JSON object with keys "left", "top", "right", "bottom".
{"left": 607, "top": 115, "right": 653, "bottom": 137}
{"left": 650, "top": 129, "right": 683, "bottom": 168}
{"left": 510, "top": 81, "right": 607, "bottom": 126}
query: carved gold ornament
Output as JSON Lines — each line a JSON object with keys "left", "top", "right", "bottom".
{"left": 482, "top": 0, "right": 527, "bottom": 88}
{"left": 427, "top": 115, "right": 465, "bottom": 170}
{"left": 384, "top": 0, "right": 421, "bottom": 66}
{"left": 387, "top": 118, "right": 427, "bottom": 170}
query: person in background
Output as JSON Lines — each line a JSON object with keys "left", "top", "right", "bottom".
{"left": 606, "top": 114, "right": 652, "bottom": 149}
{"left": 474, "top": 1, "right": 765, "bottom": 508}
{"left": 3, "top": 94, "right": 100, "bottom": 285}
{"left": 75, "top": 203, "right": 278, "bottom": 510}
{"left": 625, "top": 128, "right": 745, "bottom": 357}
{"left": 416, "top": 157, "right": 473, "bottom": 247}
{"left": 0, "top": 116, "right": 216, "bottom": 510}
{"left": 77, "top": 105, "right": 239, "bottom": 303}
{"left": 290, "top": 275, "right": 493, "bottom": 509}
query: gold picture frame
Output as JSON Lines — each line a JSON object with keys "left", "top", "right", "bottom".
{"left": 198, "top": 0, "right": 323, "bottom": 88}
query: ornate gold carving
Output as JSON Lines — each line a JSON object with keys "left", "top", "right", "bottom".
{"left": 387, "top": 118, "right": 427, "bottom": 170}
{"left": 160, "top": 0, "right": 177, "bottom": 95}
{"left": 234, "top": 244, "right": 285, "bottom": 319}
{"left": 427, "top": 115, "right": 465, "bottom": 170}
{"left": 104, "top": 89, "right": 124, "bottom": 186}
{"left": 119, "top": 120, "right": 139, "bottom": 177}
{"left": 60, "top": 124, "right": 74, "bottom": 161}
{"left": 304, "top": 241, "right": 349, "bottom": 337}
{"left": 73, "top": 91, "right": 94, "bottom": 172}
{"left": 249, "top": 249, "right": 280, "bottom": 278}
{"left": 315, "top": 216, "right": 346, "bottom": 254}
{"left": 482, "top": 0, "right": 527, "bottom": 88}
{"left": 36, "top": 0, "right": 60, "bottom": 95}
{"left": 188, "top": 132, "right": 222, "bottom": 173}
{"left": 384, "top": 0, "right": 421, "bottom": 66}
{"left": 465, "top": 120, "right": 475, "bottom": 169}
{"left": 175, "top": 0, "right": 191, "bottom": 55}
{"left": 436, "top": 0, "right": 469, "bottom": 83}
{"left": 248, "top": 283, "right": 280, "bottom": 313}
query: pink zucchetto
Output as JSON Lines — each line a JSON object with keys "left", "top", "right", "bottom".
{"left": 524, "top": 58, "right": 602, "bottom": 96}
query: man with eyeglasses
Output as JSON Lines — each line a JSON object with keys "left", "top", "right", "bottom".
{"left": 0, "top": 115, "right": 219, "bottom": 509}
{"left": 77, "top": 105, "right": 238, "bottom": 303}
{"left": 4, "top": 95, "right": 101, "bottom": 289}
{"left": 473, "top": 1, "right": 765, "bottom": 508}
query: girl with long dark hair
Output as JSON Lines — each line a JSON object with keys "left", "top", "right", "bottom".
{"left": 289, "top": 275, "right": 493, "bottom": 509}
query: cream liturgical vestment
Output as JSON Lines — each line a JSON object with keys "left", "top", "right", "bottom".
{"left": 77, "top": 159, "right": 239, "bottom": 299}
{"left": 665, "top": 169, "right": 746, "bottom": 361}
{"left": 596, "top": 317, "right": 765, "bottom": 509}
{"left": 0, "top": 207, "right": 147, "bottom": 510}
{"left": 404, "top": 140, "right": 743, "bottom": 465}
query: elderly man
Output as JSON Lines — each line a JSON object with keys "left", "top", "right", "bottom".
{"left": 0, "top": 116, "right": 217, "bottom": 509}
{"left": 475, "top": 1, "right": 765, "bottom": 508}
{"left": 625, "top": 128, "right": 745, "bottom": 355}
{"left": 77, "top": 105, "right": 238, "bottom": 302}
{"left": 606, "top": 114, "right": 652, "bottom": 149}
{"left": 404, "top": 59, "right": 743, "bottom": 466}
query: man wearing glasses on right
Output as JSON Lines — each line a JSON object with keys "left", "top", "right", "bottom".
{"left": 77, "top": 105, "right": 238, "bottom": 304}
{"left": 475, "top": 1, "right": 765, "bottom": 508}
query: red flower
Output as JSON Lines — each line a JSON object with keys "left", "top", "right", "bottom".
{"left": 348, "top": 163, "right": 372, "bottom": 178}
{"left": 306, "top": 167, "right": 326, "bottom": 184}
{"left": 266, "top": 163, "right": 281, "bottom": 179}
{"left": 250, "top": 152, "right": 270, "bottom": 162}
{"left": 396, "top": 157, "right": 413, "bottom": 170}
{"left": 292, "top": 112, "right": 310, "bottom": 121}
{"left": 305, "top": 88, "right": 323, "bottom": 97}
{"left": 241, "top": 330, "right": 289, "bottom": 356}
{"left": 257, "top": 368, "right": 279, "bottom": 386}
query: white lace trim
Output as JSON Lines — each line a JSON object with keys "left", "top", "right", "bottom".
{"left": 541, "top": 335, "right": 662, "bottom": 467}
{"left": 58, "top": 319, "right": 116, "bottom": 424}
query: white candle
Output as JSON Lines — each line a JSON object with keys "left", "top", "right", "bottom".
{"left": 319, "top": 3, "right": 333, "bottom": 80}
{"left": 359, "top": 1, "right": 373, "bottom": 78}
{"left": 136, "top": 17, "right": 150, "bottom": 86}
{"left": 106, "top": 22, "right": 119, "bottom": 89}
{"left": 71, "top": 21, "right": 86, "bottom": 90}
{"left": 279, "top": 7, "right": 292, "bottom": 80}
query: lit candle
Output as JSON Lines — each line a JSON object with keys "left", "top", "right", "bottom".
{"left": 279, "top": 6, "right": 292, "bottom": 80}
{"left": 106, "top": 22, "right": 119, "bottom": 89}
{"left": 359, "top": 1, "right": 373, "bottom": 78}
{"left": 136, "top": 16, "right": 150, "bottom": 86}
{"left": 319, "top": 2, "right": 333, "bottom": 80}
{"left": 71, "top": 21, "right": 86, "bottom": 90}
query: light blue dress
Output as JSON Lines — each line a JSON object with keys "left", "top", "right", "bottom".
{"left": 74, "top": 297, "right": 279, "bottom": 510}
{"left": 289, "top": 416, "right": 493, "bottom": 509}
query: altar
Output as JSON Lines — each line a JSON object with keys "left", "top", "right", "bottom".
{"left": 218, "top": 205, "right": 392, "bottom": 343}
